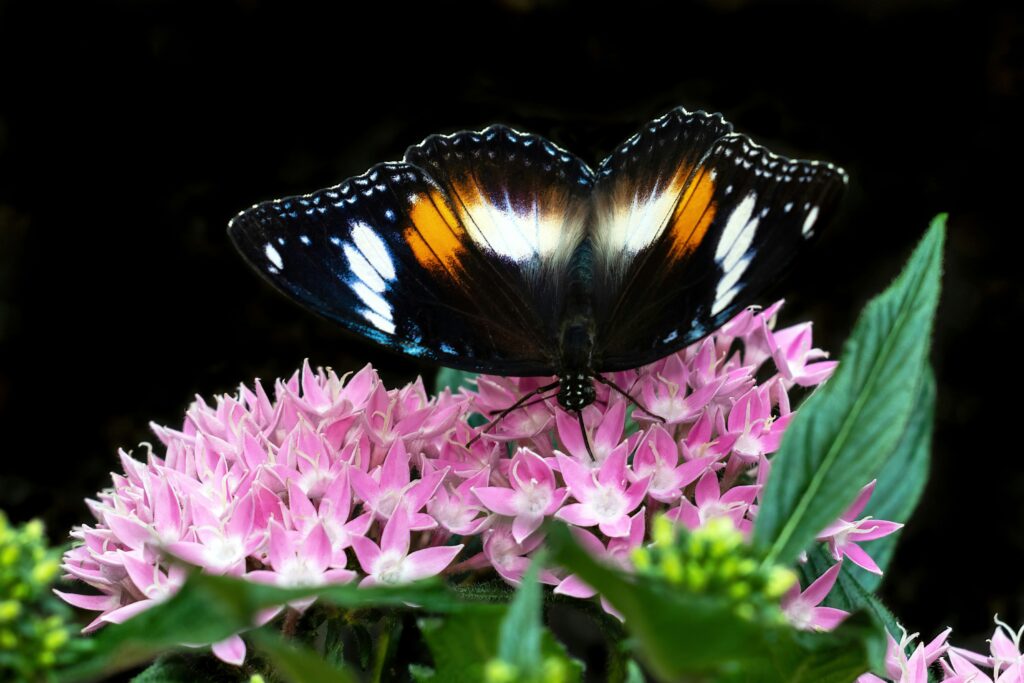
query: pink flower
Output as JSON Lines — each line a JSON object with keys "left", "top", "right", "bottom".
{"left": 724, "top": 385, "right": 791, "bottom": 461}
{"left": 247, "top": 519, "right": 356, "bottom": 590}
{"left": 480, "top": 522, "right": 555, "bottom": 585}
{"left": 349, "top": 440, "right": 446, "bottom": 529}
{"left": 631, "top": 425, "right": 719, "bottom": 503}
{"left": 56, "top": 301, "right": 836, "bottom": 666}
{"left": 817, "top": 481, "right": 903, "bottom": 575}
{"left": 350, "top": 508, "right": 462, "bottom": 587}
{"left": 555, "top": 398, "right": 636, "bottom": 465}
{"left": 947, "top": 617, "right": 1024, "bottom": 682}
{"left": 474, "top": 448, "right": 568, "bottom": 543}
{"left": 767, "top": 320, "right": 838, "bottom": 388}
{"left": 781, "top": 561, "right": 849, "bottom": 631}
{"left": 426, "top": 467, "right": 490, "bottom": 536}
{"left": 666, "top": 472, "right": 759, "bottom": 534}
{"left": 555, "top": 448, "right": 649, "bottom": 538}
{"left": 858, "top": 626, "right": 950, "bottom": 683}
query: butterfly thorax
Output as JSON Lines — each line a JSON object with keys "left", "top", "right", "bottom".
{"left": 557, "top": 241, "right": 598, "bottom": 412}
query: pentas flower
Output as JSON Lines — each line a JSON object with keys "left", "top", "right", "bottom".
{"left": 350, "top": 506, "right": 462, "bottom": 587}
{"left": 817, "top": 481, "right": 903, "bottom": 574}
{"left": 666, "top": 471, "right": 759, "bottom": 534}
{"left": 58, "top": 301, "right": 861, "bottom": 666}
{"left": 781, "top": 561, "right": 849, "bottom": 631}
{"left": 947, "top": 617, "right": 1024, "bottom": 682}
{"left": 857, "top": 626, "right": 950, "bottom": 683}
{"left": 475, "top": 448, "right": 568, "bottom": 543}
{"left": 555, "top": 448, "right": 649, "bottom": 538}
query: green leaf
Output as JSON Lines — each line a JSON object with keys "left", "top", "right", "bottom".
{"left": 855, "top": 367, "right": 936, "bottom": 590}
{"left": 547, "top": 524, "right": 884, "bottom": 682}
{"left": 57, "top": 572, "right": 477, "bottom": 682}
{"left": 416, "top": 608, "right": 506, "bottom": 683}
{"left": 754, "top": 215, "right": 945, "bottom": 567}
{"left": 415, "top": 564, "right": 582, "bottom": 682}
{"left": 250, "top": 630, "right": 357, "bottom": 683}
{"left": 131, "top": 653, "right": 239, "bottom": 683}
{"left": 497, "top": 559, "right": 544, "bottom": 674}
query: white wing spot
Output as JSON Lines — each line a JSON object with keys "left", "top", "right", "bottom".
{"left": 715, "top": 192, "right": 759, "bottom": 270}
{"left": 361, "top": 310, "right": 395, "bottom": 335}
{"left": 351, "top": 222, "right": 396, "bottom": 280}
{"left": 802, "top": 206, "right": 820, "bottom": 236}
{"left": 264, "top": 244, "right": 284, "bottom": 270}
{"left": 351, "top": 281, "right": 393, "bottom": 322}
{"left": 343, "top": 244, "right": 386, "bottom": 293}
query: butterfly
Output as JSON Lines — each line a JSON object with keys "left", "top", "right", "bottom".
{"left": 228, "top": 107, "right": 846, "bottom": 429}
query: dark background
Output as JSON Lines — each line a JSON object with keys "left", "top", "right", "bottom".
{"left": 1, "top": 0, "right": 1021, "bottom": 658}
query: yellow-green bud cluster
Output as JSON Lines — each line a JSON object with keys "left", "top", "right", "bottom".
{"left": 484, "top": 655, "right": 570, "bottom": 683}
{"left": 0, "top": 512, "right": 73, "bottom": 682}
{"left": 633, "top": 516, "right": 796, "bottom": 622}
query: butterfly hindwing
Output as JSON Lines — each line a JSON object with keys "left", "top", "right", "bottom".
{"left": 591, "top": 110, "right": 847, "bottom": 371}
{"left": 229, "top": 129, "right": 594, "bottom": 375}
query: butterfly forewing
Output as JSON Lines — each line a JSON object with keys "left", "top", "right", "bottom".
{"left": 591, "top": 113, "right": 847, "bottom": 371}
{"left": 229, "top": 129, "right": 595, "bottom": 376}
{"left": 404, "top": 124, "right": 594, "bottom": 335}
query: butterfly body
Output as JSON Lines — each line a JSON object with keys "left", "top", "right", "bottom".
{"left": 229, "top": 108, "right": 846, "bottom": 416}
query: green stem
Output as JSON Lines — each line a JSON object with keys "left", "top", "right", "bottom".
{"left": 371, "top": 614, "right": 398, "bottom": 683}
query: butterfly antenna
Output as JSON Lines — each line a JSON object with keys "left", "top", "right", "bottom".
{"left": 592, "top": 374, "right": 665, "bottom": 423}
{"left": 577, "top": 411, "right": 596, "bottom": 461}
{"left": 466, "top": 380, "right": 561, "bottom": 448}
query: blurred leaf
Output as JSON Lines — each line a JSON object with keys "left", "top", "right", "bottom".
{"left": 497, "top": 559, "right": 544, "bottom": 673}
{"left": 415, "top": 562, "right": 582, "bottom": 682}
{"left": 416, "top": 609, "right": 505, "bottom": 683}
{"left": 57, "top": 572, "right": 477, "bottom": 682}
{"left": 250, "top": 630, "right": 357, "bottom": 683}
{"left": 547, "top": 524, "right": 884, "bottom": 682}
{"left": 754, "top": 215, "right": 945, "bottom": 567}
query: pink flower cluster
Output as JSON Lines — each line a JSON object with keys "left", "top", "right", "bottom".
{"left": 857, "top": 618, "right": 1024, "bottom": 683}
{"left": 57, "top": 301, "right": 899, "bottom": 665}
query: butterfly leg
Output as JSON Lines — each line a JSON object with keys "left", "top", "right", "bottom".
{"left": 466, "top": 379, "right": 561, "bottom": 447}
{"left": 576, "top": 411, "right": 596, "bottom": 460}
{"left": 592, "top": 373, "right": 666, "bottom": 423}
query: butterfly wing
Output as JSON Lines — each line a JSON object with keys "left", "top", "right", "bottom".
{"left": 591, "top": 107, "right": 847, "bottom": 371}
{"left": 228, "top": 127, "right": 593, "bottom": 375}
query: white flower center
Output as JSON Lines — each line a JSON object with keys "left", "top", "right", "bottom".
{"left": 374, "top": 552, "right": 406, "bottom": 585}
{"left": 515, "top": 481, "right": 551, "bottom": 516}
{"left": 203, "top": 532, "right": 244, "bottom": 569}
{"left": 279, "top": 557, "right": 324, "bottom": 587}
{"left": 376, "top": 490, "right": 400, "bottom": 518}
{"left": 589, "top": 486, "right": 626, "bottom": 522}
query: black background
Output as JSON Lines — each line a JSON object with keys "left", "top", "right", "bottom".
{"left": 1, "top": 0, "right": 1021, "bottom": 658}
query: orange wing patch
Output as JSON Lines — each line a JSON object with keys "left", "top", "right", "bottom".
{"left": 404, "top": 190, "right": 467, "bottom": 277}
{"left": 668, "top": 167, "right": 716, "bottom": 258}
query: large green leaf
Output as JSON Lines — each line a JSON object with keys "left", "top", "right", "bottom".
{"left": 58, "top": 573, "right": 476, "bottom": 682}
{"left": 546, "top": 524, "right": 884, "bottom": 682}
{"left": 855, "top": 367, "right": 936, "bottom": 590}
{"left": 754, "top": 215, "right": 945, "bottom": 567}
